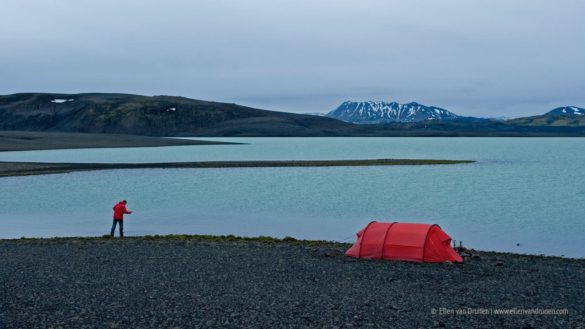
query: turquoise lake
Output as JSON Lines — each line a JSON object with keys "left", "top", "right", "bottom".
{"left": 0, "top": 137, "right": 584, "bottom": 258}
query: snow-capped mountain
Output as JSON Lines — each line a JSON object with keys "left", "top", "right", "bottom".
{"left": 327, "top": 101, "right": 461, "bottom": 123}
{"left": 545, "top": 106, "right": 585, "bottom": 116}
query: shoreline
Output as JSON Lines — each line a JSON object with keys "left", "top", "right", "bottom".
{"left": 1, "top": 234, "right": 583, "bottom": 328}
{"left": 0, "top": 130, "right": 235, "bottom": 152}
{"left": 1, "top": 234, "right": 581, "bottom": 260}
{"left": 0, "top": 158, "right": 474, "bottom": 177}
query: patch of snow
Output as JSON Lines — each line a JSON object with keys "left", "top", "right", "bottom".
{"left": 51, "top": 99, "right": 74, "bottom": 103}
{"left": 166, "top": 107, "right": 177, "bottom": 112}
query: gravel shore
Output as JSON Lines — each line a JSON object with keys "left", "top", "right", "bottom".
{"left": 0, "top": 236, "right": 583, "bottom": 328}
{"left": 0, "top": 159, "right": 474, "bottom": 177}
{"left": 0, "top": 130, "right": 229, "bottom": 152}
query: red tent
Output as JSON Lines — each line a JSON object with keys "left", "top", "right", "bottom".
{"left": 345, "top": 221, "right": 463, "bottom": 263}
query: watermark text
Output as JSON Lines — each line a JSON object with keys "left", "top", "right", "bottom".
{"left": 430, "top": 308, "right": 568, "bottom": 316}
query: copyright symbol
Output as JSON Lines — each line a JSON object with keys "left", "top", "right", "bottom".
{"left": 431, "top": 308, "right": 437, "bottom": 314}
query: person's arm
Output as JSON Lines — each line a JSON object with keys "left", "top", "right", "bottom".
{"left": 123, "top": 206, "right": 133, "bottom": 214}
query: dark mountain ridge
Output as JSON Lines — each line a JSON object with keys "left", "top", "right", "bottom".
{"left": 1, "top": 93, "right": 585, "bottom": 137}
{"left": 327, "top": 101, "right": 462, "bottom": 123}
{"left": 0, "top": 93, "right": 353, "bottom": 136}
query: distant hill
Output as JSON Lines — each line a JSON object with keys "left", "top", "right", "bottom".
{"left": 0, "top": 93, "right": 353, "bottom": 137}
{"left": 327, "top": 101, "right": 461, "bottom": 123}
{"left": 546, "top": 106, "right": 585, "bottom": 116}
{"left": 506, "top": 106, "right": 585, "bottom": 127}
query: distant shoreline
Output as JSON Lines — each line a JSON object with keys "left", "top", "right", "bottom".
{"left": 0, "top": 130, "right": 235, "bottom": 152}
{"left": 0, "top": 158, "right": 474, "bottom": 178}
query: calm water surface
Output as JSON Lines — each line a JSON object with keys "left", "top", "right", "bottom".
{"left": 0, "top": 138, "right": 583, "bottom": 258}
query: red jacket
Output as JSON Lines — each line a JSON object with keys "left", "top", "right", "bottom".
{"left": 113, "top": 202, "right": 131, "bottom": 220}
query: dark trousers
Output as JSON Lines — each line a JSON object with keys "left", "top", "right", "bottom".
{"left": 110, "top": 220, "right": 124, "bottom": 237}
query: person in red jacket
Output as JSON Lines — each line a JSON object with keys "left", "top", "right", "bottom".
{"left": 110, "top": 200, "right": 133, "bottom": 237}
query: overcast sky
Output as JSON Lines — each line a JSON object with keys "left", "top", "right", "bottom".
{"left": 1, "top": 1, "right": 584, "bottom": 117}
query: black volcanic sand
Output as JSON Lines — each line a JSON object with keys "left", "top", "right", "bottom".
{"left": 0, "top": 159, "right": 474, "bottom": 177}
{"left": 0, "top": 130, "right": 231, "bottom": 152}
{"left": 0, "top": 236, "right": 583, "bottom": 328}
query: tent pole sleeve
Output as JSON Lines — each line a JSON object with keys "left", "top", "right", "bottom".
{"left": 358, "top": 221, "right": 376, "bottom": 258}
{"left": 380, "top": 222, "right": 397, "bottom": 259}
{"left": 421, "top": 224, "right": 438, "bottom": 262}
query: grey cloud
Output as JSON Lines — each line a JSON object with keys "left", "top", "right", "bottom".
{"left": 1, "top": 0, "right": 584, "bottom": 117}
